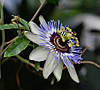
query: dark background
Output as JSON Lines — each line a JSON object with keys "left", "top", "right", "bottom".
{"left": 0, "top": 0, "right": 100, "bottom": 90}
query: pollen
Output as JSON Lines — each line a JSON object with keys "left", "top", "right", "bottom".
{"left": 57, "top": 26, "right": 80, "bottom": 47}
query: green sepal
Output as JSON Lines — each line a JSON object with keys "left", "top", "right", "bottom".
{"left": 35, "top": 62, "right": 40, "bottom": 71}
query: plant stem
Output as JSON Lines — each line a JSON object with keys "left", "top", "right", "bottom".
{"left": 30, "top": 0, "right": 47, "bottom": 21}
{"left": 16, "top": 55, "right": 33, "bottom": 66}
{"left": 16, "top": 64, "right": 23, "bottom": 90}
{"left": 5, "top": 36, "right": 18, "bottom": 45}
{"left": 0, "top": 3, "right": 5, "bottom": 53}
{"left": 0, "top": 0, "right": 5, "bottom": 79}
{"left": 0, "top": 42, "right": 13, "bottom": 60}
{"left": 0, "top": 58, "right": 9, "bottom": 64}
{"left": 0, "top": 36, "right": 18, "bottom": 60}
{"left": 80, "top": 61, "right": 100, "bottom": 68}
{"left": 16, "top": 55, "right": 43, "bottom": 71}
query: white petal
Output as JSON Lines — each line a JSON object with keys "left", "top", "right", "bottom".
{"left": 29, "top": 21, "right": 41, "bottom": 35}
{"left": 67, "top": 65, "right": 80, "bottom": 83}
{"left": 53, "top": 60, "right": 63, "bottom": 81}
{"left": 29, "top": 47, "right": 49, "bottom": 61}
{"left": 39, "top": 15, "right": 49, "bottom": 30}
{"left": 25, "top": 31, "right": 45, "bottom": 44}
{"left": 43, "top": 53, "right": 58, "bottom": 79}
{"left": 61, "top": 54, "right": 79, "bottom": 83}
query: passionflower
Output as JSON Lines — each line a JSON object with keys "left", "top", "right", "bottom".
{"left": 24, "top": 15, "right": 82, "bottom": 83}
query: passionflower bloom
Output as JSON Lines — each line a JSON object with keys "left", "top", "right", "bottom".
{"left": 25, "top": 15, "right": 82, "bottom": 83}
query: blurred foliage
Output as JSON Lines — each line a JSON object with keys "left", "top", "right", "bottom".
{"left": 79, "top": 0, "right": 100, "bottom": 14}
{"left": 51, "top": 10, "right": 81, "bottom": 21}
{"left": 47, "top": 0, "right": 59, "bottom": 5}
{"left": 18, "top": 0, "right": 40, "bottom": 21}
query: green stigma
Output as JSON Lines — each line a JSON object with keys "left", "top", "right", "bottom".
{"left": 57, "top": 26, "right": 79, "bottom": 47}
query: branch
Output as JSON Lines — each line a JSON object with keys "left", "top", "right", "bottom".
{"left": 0, "top": 42, "right": 13, "bottom": 60}
{"left": 16, "top": 64, "right": 23, "bottom": 90}
{"left": 30, "top": 0, "right": 47, "bottom": 21}
{"left": 0, "top": 36, "right": 18, "bottom": 60}
{"left": 1, "top": 0, "right": 5, "bottom": 6}
{"left": 5, "top": 36, "right": 18, "bottom": 45}
{"left": 63, "top": 60, "right": 100, "bottom": 70}
{"left": 80, "top": 61, "right": 100, "bottom": 68}
{"left": 0, "top": 2, "right": 5, "bottom": 53}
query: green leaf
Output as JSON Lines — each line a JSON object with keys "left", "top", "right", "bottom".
{"left": 4, "top": 36, "right": 30, "bottom": 57}
{"left": 35, "top": 62, "right": 40, "bottom": 71}
{"left": 12, "top": 16, "right": 30, "bottom": 31}
{"left": 19, "top": 17, "right": 30, "bottom": 31}
{"left": 0, "top": 24, "right": 25, "bottom": 30}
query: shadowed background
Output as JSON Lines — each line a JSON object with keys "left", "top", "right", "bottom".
{"left": 0, "top": 0, "right": 100, "bottom": 90}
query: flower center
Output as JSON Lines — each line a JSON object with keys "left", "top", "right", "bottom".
{"left": 50, "top": 33, "right": 70, "bottom": 53}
